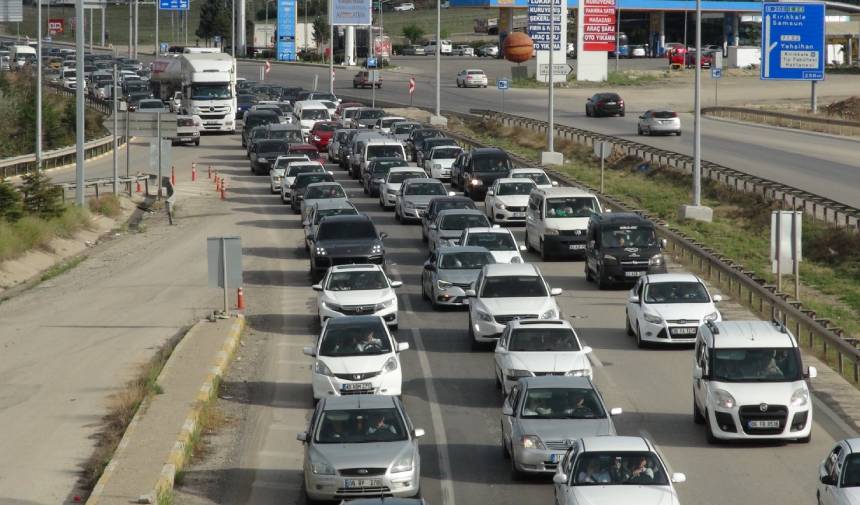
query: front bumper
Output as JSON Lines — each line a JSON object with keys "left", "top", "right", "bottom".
{"left": 172, "top": 131, "right": 200, "bottom": 144}
{"left": 543, "top": 235, "right": 587, "bottom": 256}
{"left": 512, "top": 446, "right": 568, "bottom": 474}
{"left": 638, "top": 319, "right": 703, "bottom": 344}
{"left": 313, "top": 254, "right": 385, "bottom": 273}
{"left": 491, "top": 206, "right": 528, "bottom": 223}
{"left": 311, "top": 368, "right": 402, "bottom": 399}
{"left": 602, "top": 263, "right": 667, "bottom": 283}
{"left": 431, "top": 285, "right": 469, "bottom": 306}
{"left": 400, "top": 206, "right": 425, "bottom": 220}
{"left": 382, "top": 192, "right": 398, "bottom": 206}
{"left": 270, "top": 178, "right": 282, "bottom": 190}
{"left": 305, "top": 466, "right": 419, "bottom": 501}
{"left": 708, "top": 404, "right": 812, "bottom": 441}
{"left": 430, "top": 167, "right": 451, "bottom": 180}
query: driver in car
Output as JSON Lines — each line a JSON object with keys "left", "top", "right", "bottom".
{"left": 367, "top": 414, "right": 397, "bottom": 435}
{"left": 355, "top": 330, "right": 383, "bottom": 352}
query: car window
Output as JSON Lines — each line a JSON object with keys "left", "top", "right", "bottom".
{"left": 326, "top": 270, "right": 388, "bottom": 291}
{"left": 601, "top": 227, "right": 658, "bottom": 248}
{"left": 711, "top": 348, "right": 802, "bottom": 382}
{"left": 509, "top": 328, "right": 581, "bottom": 352}
{"left": 440, "top": 213, "right": 489, "bottom": 230}
{"left": 317, "top": 220, "right": 377, "bottom": 241}
{"left": 286, "top": 164, "right": 321, "bottom": 176}
{"left": 465, "top": 232, "right": 515, "bottom": 251}
{"left": 406, "top": 183, "right": 447, "bottom": 196}
{"left": 367, "top": 145, "right": 404, "bottom": 159}
{"left": 546, "top": 197, "right": 597, "bottom": 218}
{"left": 432, "top": 147, "right": 462, "bottom": 159}
{"left": 439, "top": 251, "right": 495, "bottom": 269}
{"left": 319, "top": 321, "right": 392, "bottom": 357}
{"left": 842, "top": 454, "right": 860, "bottom": 487}
{"left": 573, "top": 452, "right": 668, "bottom": 486}
{"left": 497, "top": 181, "right": 535, "bottom": 196}
{"left": 644, "top": 282, "right": 709, "bottom": 304}
{"left": 314, "top": 207, "right": 358, "bottom": 224}
{"left": 305, "top": 185, "right": 346, "bottom": 200}
{"left": 480, "top": 275, "right": 547, "bottom": 298}
{"left": 473, "top": 155, "right": 511, "bottom": 172}
{"left": 315, "top": 408, "right": 407, "bottom": 443}
{"left": 520, "top": 388, "right": 605, "bottom": 420}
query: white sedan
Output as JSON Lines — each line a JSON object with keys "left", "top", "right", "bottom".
{"left": 625, "top": 273, "right": 721, "bottom": 348}
{"left": 818, "top": 438, "right": 860, "bottom": 505}
{"left": 303, "top": 315, "right": 409, "bottom": 400}
{"left": 484, "top": 178, "right": 536, "bottom": 224}
{"left": 494, "top": 319, "right": 593, "bottom": 395}
{"left": 459, "top": 227, "right": 526, "bottom": 264}
{"left": 508, "top": 168, "right": 558, "bottom": 189}
{"left": 456, "top": 69, "right": 488, "bottom": 88}
{"left": 313, "top": 263, "right": 402, "bottom": 327}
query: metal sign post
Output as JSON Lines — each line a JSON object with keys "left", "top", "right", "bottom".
{"left": 593, "top": 141, "right": 609, "bottom": 193}
{"left": 497, "top": 79, "right": 509, "bottom": 113}
{"left": 112, "top": 63, "right": 119, "bottom": 194}
{"left": 207, "top": 236, "right": 244, "bottom": 317}
{"left": 771, "top": 210, "right": 803, "bottom": 297}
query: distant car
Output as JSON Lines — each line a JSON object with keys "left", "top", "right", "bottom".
{"left": 424, "top": 145, "right": 464, "bottom": 181}
{"left": 374, "top": 116, "right": 407, "bottom": 134}
{"left": 637, "top": 110, "right": 682, "bottom": 136}
{"left": 630, "top": 44, "right": 647, "bottom": 57}
{"left": 456, "top": 69, "right": 488, "bottom": 88}
{"left": 312, "top": 264, "right": 402, "bottom": 328}
{"left": 477, "top": 44, "right": 499, "bottom": 58}
{"left": 459, "top": 227, "right": 526, "bottom": 264}
{"left": 585, "top": 93, "right": 625, "bottom": 117}
{"left": 236, "top": 93, "right": 257, "bottom": 119}
{"left": 393, "top": 2, "right": 415, "bottom": 10}
{"left": 453, "top": 45, "right": 475, "bottom": 57}
{"left": 310, "top": 121, "right": 337, "bottom": 151}
{"left": 685, "top": 49, "right": 713, "bottom": 68}
{"left": 401, "top": 45, "right": 427, "bottom": 56}
{"left": 137, "top": 98, "right": 168, "bottom": 113}
{"left": 353, "top": 70, "right": 381, "bottom": 89}
{"left": 422, "top": 246, "right": 496, "bottom": 309}
{"left": 171, "top": 115, "right": 201, "bottom": 146}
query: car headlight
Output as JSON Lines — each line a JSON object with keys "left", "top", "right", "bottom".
{"left": 494, "top": 202, "right": 506, "bottom": 210}
{"left": 433, "top": 163, "right": 441, "bottom": 170}
{"left": 603, "top": 254, "right": 617, "bottom": 263}
{"left": 510, "top": 256, "right": 522, "bottom": 263}
{"left": 313, "top": 360, "right": 334, "bottom": 377}
{"left": 257, "top": 157, "right": 267, "bottom": 162}
{"left": 566, "top": 369, "right": 591, "bottom": 378}
{"left": 791, "top": 387, "right": 809, "bottom": 407}
{"left": 643, "top": 312, "right": 663, "bottom": 324}
{"left": 313, "top": 135, "right": 321, "bottom": 141}
{"left": 382, "top": 355, "right": 399, "bottom": 373}
{"left": 315, "top": 246, "right": 327, "bottom": 256}
{"left": 506, "top": 369, "right": 532, "bottom": 381}
{"left": 521, "top": 435, "right": 546, "bottom": 450}
{"left": 649, "top": 254, "right": 664, "bottom": 266}
{"left": 713, "top": 389, "right": 736, "bottom": 409}
{"left": 476, "top": 310, "right": 494, "bottom": 322}
{"left": 540, "top": 308, "right": 558, "bottom": 320}
{"left": 391, "top": 452, "right": 414, "bottom": 473}
{"left": 321, "top": 300, "right": 342, "bottom": 312}
{"left": 310, "top": 456, "right": 336, "bottom": 475}
{"left": 371, "top": 243, "right": 383, "bottom": 254}
{"left": 469, "top": 178, "right": 483, "bottom": 186}
{"left": 704, "top": 311, "right": 719, "bottom": 322}
{"left": 437, "top": 280, "right": 453, "bottom": 290}
{"left": 376, "top": 297, "right": 396, "bottom": 310}
{"left": 544, "top": 228, "right": 559, "bottom": 236}
{"left": 404, "top": 201, "right": 415, "bottom": 209}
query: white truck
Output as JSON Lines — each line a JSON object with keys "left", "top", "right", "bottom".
{"left": 10, "top": 45, "right": 37, "bottom": 69}
{"left": 149, "top": 52, "right": 237, "bottom": 133}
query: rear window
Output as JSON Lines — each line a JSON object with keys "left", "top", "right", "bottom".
{"left": 440, "top": 213, "right": 489, "bottom": 230}
{"left": 652, "top": 111, "right": 678, "bottom": 119}
{"left": 258, "top": 141, "right": 289, "bottom": 154}
{"left": 358, "top": 109, "right": 386, "bottom": 119}
{"left": 432, "top": 147, "right": 462, "bottom": 159}
{"left": 367, "top": 145, "right": 404, "bottom": 159}
{"left": 295, "top": 173, "right": 333, "bottom": 188}
{"left": 317, "top": 220, "right": 377, "bottom": 241}
{"left": 388, "top": 171, "right": 426, "bottom": 184}
{"left": 305, "top": 185, "right": 346, "bottom": 200}
{"left": 301, "top": 109, "right": 329, "bottom": 120}
{"left": 287, "top": 164, "right": 322, "bottom": 176}
{"left": 468, "top": 70, "right": 485, "bottom": 75}
{"left": 405, "top": 182, "right": 447, "bottom": 196}
{"left": 315, "top": 123, "right": 336, "bottom": 132}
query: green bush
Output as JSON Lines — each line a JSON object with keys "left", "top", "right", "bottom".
{"left": 0, "top": 178, "right": 23, "bottom": 222}
{"left": 21, "top": 171, "right": 64, "bottom": 219}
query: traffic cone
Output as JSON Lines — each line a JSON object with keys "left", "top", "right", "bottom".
{"left": 135, "top": 180, "right": 142, "bottom": 193}
{"left": 220, "top": 186, "right": 226, "bottom": 200}
{"left": 208, "top": 164, "right": 212, "bottom": 179}
{"left": 191, "top": 162, "right": 197, "bottom": 181}
{"left": 237, "top": 287, "right": 245, "bottom": 310}
{"left": 171, "top": 166, "right": 176, "bottom": 185}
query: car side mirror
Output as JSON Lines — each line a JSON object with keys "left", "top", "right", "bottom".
{"left": 820, "top": 474, "right": 836, "bottom": 486}
{"left": 806, "top": 366, "right": 818, "bottom": 379}
{"left": 502, "top": 405, "right": 514, "bottom": 416}
{"left": 397, "top": 342, "right": 410, "bottom": 352}
{"left": 302, "top": 220, "right": 310, "bottom": 226}
{"left": 610, "top": 407, "right": 623, "bottom": 416}
{"left": 302, "top": 346, "right": 316, "bottom": 357}
{"left": 551, "top": 180, "right": 559, "bottom": 187}
{"left": 413, "top": 428, "right": 425, "bottom": 438}
{"left": 424, "top": 263, "right": 436, "bottom": 271}
{"left": 327, "top": 170, "right": 334, "bottom": 175}
{"left": 289, "top": 184, "right": 296, "bottom": 189}
{"left": 464, "top": 289, "right": 476, "bottom": 297}
{"left": 519, "top": 245, "right": 527, "bottom": 252}
{"left": 429, "top": 224, "right": 437, "bottom": 230}
{"left": 487, "top": 190, "right": 494, "bottom": 196}
{"left": 550, "top": 287, "right": 562, "bottom": 296}
{"left": 588, "top": 240, "right": 595, "bottom": 249}
{"left": 390, "top": 280, "right": 403, "bottom": 288}
{"left": 379, "top": 232, "right": 388, "bottom": 240}
{"left": 312, "top": 284, "right": 323, "bottom": 291}
{"left": 296, "top": 431, "right": 308, "bottom": 442}
{"left": 660, "top": 238, "right": 668, "bottom": 249}
{"left": 671, "top": 473, "right": 686, "bottom": 484}
{"left": 582, "top": 346, "right": 593, "bottom": 354}
{"left": 712, "top": 294, "right": 723, "bottom": 303}
{"left": 628, "top": 295, "right": 640, "bottom": 304}
{"left": 448, "top": 191, "right": 456, "bottom": 196}
{"left": 553, "top": 473, "right": 568, "bottom": 485}
{"left": 639, "top": 115, "right": 645, "bottom": 119}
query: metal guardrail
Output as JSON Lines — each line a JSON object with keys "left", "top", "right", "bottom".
{"left": 471, "top": 109, "right": 860, "bottom": 231}
{"left": 0, "top": 135, "right": 121, "bottom": 178}
{"left": 59, "top": 174, "right": 151, "bottom": 200}
{"left": 702, "top": 106, "right": 860, "bottom": 137}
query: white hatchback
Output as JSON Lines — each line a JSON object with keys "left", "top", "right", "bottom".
{"left": 485, "top": 178, "right": 536, "bottom": 224}
{"left": 459, "top": 227, "right": 526, "bottom": 264}
{"left": 303, "top": 315, "right": 409, "bottom": 400}
{"left": 313, "top": 264, "right": 402, "bottom": 328}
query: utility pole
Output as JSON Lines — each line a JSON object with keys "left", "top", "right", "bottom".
{"left": 232, "top": 0, "right": 236, "bottom": 57}
{"left": 155, "top": 1, "right": 159, "bottom": 55}
{"left": 90, "top": 7, "right": 94, "bottom": 50}
{"left": 75, "top": 0, "right": 86, "bottom": 206}
{"left": 328, "top": 0, "right": 334, "bottom": 93}
{"left": 134, "top": 0, "right": 139, "bottom": 58}
{"left": 101, "top": 7, "right": 105, "bottom": 46}
{"left": 540, "top": 0, "right": 562, "bottom": 165}
{"left": 429, "top": 0, "right": 445, "bottom": 126}
{"left": 37, "top": 0, "right": 43, "bottom": 171}
{"left": 128, "top": 0, "right": 133, "bottom": 57}
{"left": 113, "top": 63, "right": 119, "bottom": 194}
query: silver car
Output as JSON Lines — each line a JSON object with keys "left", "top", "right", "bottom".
{"left": 427, "top": 208, "right": 491, "bottom": 254}
{"left": 394, "top": 178, "right": 452, "bottom": 224}
{"left": 298, "top": 395, "right": 424, "bottom": 502}
{"left": 502, "top": 376, "right": 622, "bottom": 478}
{"left": 300, "top": 182, "right": 349, "bottom": 221}
{"left": 391, "top": 121, "right": 421, "bottom": 143}
{"left": 637, "top": 110, "right": 682, "bottom": 136}
{"left": 421, "top": 245, "right": 496, "bottom": 309}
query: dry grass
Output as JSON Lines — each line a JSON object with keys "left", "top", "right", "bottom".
{"left": 0, "top": 206, "right": 91, "bottom": 262}
{"left": 88, "top": 195, "right": 123, "bottom": 219}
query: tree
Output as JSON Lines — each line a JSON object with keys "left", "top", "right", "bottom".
{"left": 20, "top": 170, "right": 63, "bottom": 219}
{"left": 196, "top": 0, "right": 231, "bottom": 43}
{"left": 402, "top": 23, "right": 425, "bottom": 44}
{"left": 0, "top": 178, "right": 23, "bottom": 223}
{"left": 313, "top": 16, "right": 330, "bottom": 46}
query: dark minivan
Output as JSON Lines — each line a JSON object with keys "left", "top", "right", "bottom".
{"left": 584, "top": 212, "right": 668, "bottom": 289}
{"left": 451, "top": 147, "right": 512, "bottom": 200}
{"left": 308, "top": 215, "right": 388, "bottom": 281}
{"left": 242, "top": 110, "right": 280, "bottom": 147}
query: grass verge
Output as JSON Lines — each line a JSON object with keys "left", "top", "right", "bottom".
{"left": 88, "top": 195, "right": 123, "bottom": 218}
{"left": 39, "top": 255, "right": 86, "bottom": 282}
{"left": 0, "top": 205, "right": 91, "bottom": 262}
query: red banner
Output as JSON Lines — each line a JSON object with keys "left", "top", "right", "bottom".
{"left": 48, "top": 18, "right": 64, "bottom": 35}
{"left": 582, "top": 0, "right": 616, "bottom": 52}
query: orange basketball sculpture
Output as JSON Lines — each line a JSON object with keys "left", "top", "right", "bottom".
{"left": 503, "top": 32, "right": 535, "bottom": 63}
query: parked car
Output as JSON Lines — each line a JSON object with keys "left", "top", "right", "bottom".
{"left": 456, "top": 69, "right": 489, "bottom": 88}
{"left": 637, "top": 110, "right": 682, "bottom": 136}
{"left": 453, "top": 45, "right": 475, "bottom": 57}
{"left": 685, "top": 49, "right": 714, "bottom": 68}
{"left": 401, "top": 45, "right": 427, "bottom": 56}
{"left": 393, "top": 2, "right": 415, "bottom": 10}
{"left": 421, "top": 246, "right": 496, "bottom": 309}
{"left": 585, "top": 93, "right": 625, "bottom": 117}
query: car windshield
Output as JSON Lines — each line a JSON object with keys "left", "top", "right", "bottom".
{"left": 465, "top": 232, "right": 515, "bottom": 251}
{"left": 316, "top": 408, "right": 407, "bottom": 443}
{"left": 711, "top": 348, "right": 802, "bottom": 382}
{"left": 432, "top": 200, "right": 476, "bottom": 216}
{"left": 440, "top": 214, "right": 489, "bottom": 230}
{"left": 301, "top": 109, "right": 329, "bottom": 120}
{"left": 843, "top": 454, "right": 860, "bottom": 487}
{"left": 497, "top": 182, "right": 535, "bottom": 196}
{"left": 326, "top": 270, "right": 388, "bottom": 291}
{"left": 139, "top": 101, "right": 163, "bottom": 109}
{"left": 439, "top": 251, "right": 495, "bottom": 270}
{"left": 481, "top": 276, "right": 546, "bottom": 298}
{"left": 317, "top": 220, "right": 377, "bottom": 241}
{"left": 381, "top": 118, "right": 402, "bottom": 127}
{"left": 509, "top": 328, "right": 581, "bottom": 352}
{"left": 644, "top": 282, "right": 709, "bottom": 304}
{"left": 652, "top": 111, "right": 678, "bottom": 119}
{"left": 190, "top": 83, "right": 231, "bottom": 99}
{"left": 573, "top": 452, "right": 669, "bottom": 486}
{"left": 258, "top": 141, "right": 289, "bottom": 155}
{"left": 294, "top": 174, "right": 332, "bottom": 189}
{"left": 358, "top": 109, "right": 386, "bottom": 119}
{"left": 394, "top": 124, "right": 418, "bottom": 134}
{"left": 246, "top": 115, "right": 278, "bottom": 129}
{"left": 546, "top": 197, "right": 597, "bottom": 218}
{"left": 284, "top": 163, "right": 318, "bottom": 175}
{"left": 520, "top": 388, "right": 604, "bottom": 420}
{"left": 269, "top": 130, "right": 303, "bottom": 142}
{"left": 367, "top": 145, "right": 404, "bottom": 159}
{"left": 251, "top": 128, "right": 268, "bottom": 139}
{"left": 239, "top": 94, "right": 257, "bottom": 104}
{"left": 314, "top": 207, "right": 357, "bottom": 224}
{"left": 601, "top": 226, "right": 658, "bottom": 248}
{"left": 388, "top": 172, "right": 425, "bottom": 184}
{"left": 319, "top": 322, "right": 392, "bottom": 357}
{"left": 406, "top": 183, "right": 447, "bottom": 196}
{"left": 415, "top": 130, "right": 442, "bottom": 141}
{"left": 432, "top": 148, "right": 462, "bottom": 159}
{"left": 315, "top": 123, "right": 336, "bottom": 132}
{"left": 305, "top": 185, "right": 346, "bottom": 200}
{"left": 371, "top": 161, "right": 405, "bottom": 174}
{"left": 473, "top": 155, "right": 511, "bottom": 172}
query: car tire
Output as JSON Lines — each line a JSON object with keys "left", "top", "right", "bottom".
{"left": 584, "top": 263, "right": 593, "bottom": 282}
{"left": 637, "top": 126, "right": 643, "bottom": 135}
{"left": 502, "top": 425, "right": 510, "bottom": 459}
{"left": 597, "top": 269, "right": 611, "bottom": 290}
{"left": 194, "top": 138, "right": 200, "bottom": 146}
{"left": 693, "top": 396, "right": 705, "bottom": 424}
{"left": 585, "top": 107, "right": 591, "bottom": 117}
{"left": 363, "top": 184, "right": 368, "bottom": 195}
{"left": 540, "top": 240, "right": 550, "bottom": 262}
{"left": 525, "top": 229, "right": 534, "bottom": 252}
{"left": 636, "top": 323, "right": 647, "bottom": 348}
{"left": 495, "top": 369, "right": 502, "bottom": 390}
{"left": 676, "top": 131, "right": 682, "bottom": 136}
{"left": 395, "top": 208, "right": 401, "bottom": 222}
{"left": 625, "top": 312, "right": 634, "bottom": 336}
{"left": 620, "top": 112, "right": 625, "bottom": 117}
{"left": 511, "top": 458, "right": 524, "bottom": 481}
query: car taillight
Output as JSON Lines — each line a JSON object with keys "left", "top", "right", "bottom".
{"left": 597, "top": 101, "right": 605, "bottom": 106}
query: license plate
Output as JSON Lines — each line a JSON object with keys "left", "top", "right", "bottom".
{"left": 671, "top": 327, "right": 698, "bottom": 335}
{"left": 341, "top": 382, "right": 373, "bottom": 391}
{"left": 749, "top": 420, "right": 780, "bottom": 429}
{"left": 345, "top": 479, "right": 383, "bottom": 488}
{"left": 606, "top": 101, "right": 616, "bottom": 105}
{"left": 205, "top": 121, "right": 220, "bottom": 125}
{"left": 512, "top": 212, "right": 525, "bottom": 217}
{"left": 569, "top": 244, "right": 586, "bottom": 250}
{"left": 625, "top": 271, "right": 645, "bottom": 277}
{"left": 549, "top": 453, "right": 564, "bottom": 463}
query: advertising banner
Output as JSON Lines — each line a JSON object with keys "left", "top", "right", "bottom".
{"left": 583, "top": 0, "right": 616, "bottom": 52}
{"left": 277, "top": 0, "right": 297, "bottom": 61}
{"left": 332, "top": 0, "right": 371, "bottom": 26}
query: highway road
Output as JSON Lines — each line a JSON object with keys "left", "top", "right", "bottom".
{"left": 239, "top": 59, "right": 860, "bottom": 208}
{"left": 172, "top": 120, "right": 856, "bottom": 505}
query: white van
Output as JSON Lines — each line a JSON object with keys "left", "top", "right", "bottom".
{"left": 693, "top": 320, "right": 816, "bottom": 443}
{"left": 60, "top": 68, "right": 78, "bottom": 90}
{"left": 293, "top": 101, "right": 331, "bottom": 137}
{"left": 360, "top": 140, "right": 407, "bottom": 175}
{"left": 525, "top": 186, "right": 602, "bottom": 260}
{"left": 11, "top": 45, "right": 37, "bottom": 68}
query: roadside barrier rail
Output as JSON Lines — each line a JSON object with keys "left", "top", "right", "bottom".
{"left": 702, "top": 106, "right": 860, "bottom": 137}
{"left": 1, "top": 135, "right": 121, "bottom": 179}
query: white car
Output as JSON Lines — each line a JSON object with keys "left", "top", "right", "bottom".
{"left": 303, "top": 315, "right": 409, "bottom": 400}
{"left": 378, "top": 167, "right": 427, "bottom": 210}
{"left": 485, "top": 178, "right": 536, "bottom": 224}
{"left": 424, "top": 145, "right": 463, "bottom": 181}
{"left": 375, "top": 116, "right": 407, "bottom": 134}
{"left": 625, "top": 273, "right": 722, "bottom": 348}
{"left": 508, "top": 168, "right": 558, "bottom": 189}
{"left": 313, "top": 264, "right": 402, "bottom": 327}
{"left": 456, "top": 69, "right": 488, "bottom": 88}
{"left": 494, "top": 319, "right": 593, "bottom": 395}
{"left": 552, "top": 436, "right": 685, "bottom": 505}
{"left": 459, "top": 227, "right": 526, "bottom": 264}
{"left": 818, "top": 438, "right": 860, "bottom": 505}
{"left": 278, "top": 159, "right": 320, "bottom": 203}
{"left": 393, "top": 2, "right": 415, "bottom": 10}
{"left": 466, "top": 263, "right": 562, "bottom": 350}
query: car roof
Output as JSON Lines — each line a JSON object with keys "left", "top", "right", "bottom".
{"left": 290, "top": 143, "right": 318, "bottom": 150}
{"left": 268, "top": 123, "right": 301, "bottom": 131}
{"left": 592, "top": 212, "right": 652, "bottom": 225}
{"left": 533, "top": 186, "right": 594, "bottom": 197}
{"left": 319, "top": 214, "right": 372, "bottom": 225}
{"left": 436, "top": 245, "right": 492, "bottom": 255}
{"left": 405, "top": 178, "right": 444, "bottom": 185}
{"left": 322, "top": 393, "right": 396, "bottom": 410}
{"left": 389, "top": 167, "right": 426, "bottom": 174}
{"left": 842, "top": 438, "right": 860, "bottom": 453}
{"left": 330, "top": 263, "right": 383, "bottom": 272}
{"left": 484, "top": 263, "right": 539, "bottom": 277}
{"left": 430, "top": 196, "right": 473, "bottom": 204}
{"left": 431, "top": 144, "right": 462, "bottom": 150}
{"left": 495, "top": 178, "right": 535, "bottom": 185}
{"left": 643, "top": 273, "right": 701, "bottom": 284}
{"left": 581, "top": 436, "right": 651, "bottom": 453}
{"left": 438, "top": 208, "right": 484, "bottom": 217}
{"left": 366, "top": 140, "right": 404, "bottom": 145}
{"left": 314, "top": 199, "right": 355, "bottom": 210}
{"left": 704, "top": 321, "right": 798, "bottom": 349}
{"left": 509, "top": 318, "right": 574, "bottom": 330}
{"left": 306, "top": 181, "right": 341, "bottom": 188}
{"left": 470, "top": 147, "right": 508, "bottom": 156}
{"left": 520, "top": 375, "right": 591, "bottom": 389}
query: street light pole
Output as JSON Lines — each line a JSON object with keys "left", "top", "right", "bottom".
{"left": 154, "top": 1, "right": 159, "bottom": 55}
{"left": 134, "top": 0, "right": 139, "bottom": 58}
{"left": 75, "top": 0, "right": 86, "bottom": 206}
{"left": 328, "top": 0, "right": 334, "bottom": 93}
{"left": 231, "top": 0, "right": 236, "bottom": 56}
{"left": 428, "top": 0, "right": 445, "bottom": 126}
{"left": 37, "top": 0, "right": 43, "bottom": 171}
{"left": 547, "top": 0, "right": 554, "bottom": 153}
{"left": 128, "top": 0, "right": 133, "bottom": 57}
{"left": 113, "top": 63, "right": 119, "bottom": 194}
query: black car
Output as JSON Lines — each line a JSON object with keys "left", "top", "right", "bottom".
{"left": 585, "top": 92, "right": 625, "bottom": 117}
{"left": 451, "top": 147, "right": 512, "bottom": 200}
{"left": 418, "top": 137, "right": 459, "bottom": 167}
{"left": 241, "top": 110, "right": 280, "bottom": 147}
{"left": 290, "top": 172, "right": 336, "bottom": 212}
{"left": 408, "top": 128, "right": 444, "bottom": 161}
{"left": 363, "top": 158, "right": 409, "bottom": 196}
{"left": 250, "top": 139, "right": 290, "bottom": 174}
{"left": 421, "top": 196, "right": 477, "bottom": 243}
{"left": 584, "top": 212, "right": 668, "bottom": 289}
{"left": 338, "top": 130, "right": 363, "bottom": 169}
{"left": 309, "top": 215, "right": 388, "bottom": 281}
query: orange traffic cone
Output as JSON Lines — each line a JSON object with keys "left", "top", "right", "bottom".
{"left": 191, "top": 162, "right": 197, "bottom": 181}
{"left": 171, "top": 165, "right": 176, "bottom": 185}
{"left": 135, "top": 180, "right": 142, "bottom": 193}
{"left": 237, "top": 287, "right": 245, "bottom": 310}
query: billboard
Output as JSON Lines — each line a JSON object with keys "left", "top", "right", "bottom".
{"left": 277, "top": 0, "right": 297, "bottom": 61}
{"left": 332, "top": 0, "right": 371, "bottom": 26}
{"left": 582, "top": 0, "right": 615, "bottom": 51}
{"left": 0, "top": 0, "right": 23, "bottom": 22}
{"left": 48, "top": 18, "right": 65, "bottom": 35}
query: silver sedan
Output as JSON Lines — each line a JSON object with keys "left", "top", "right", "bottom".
{"left": 637, "top": 110, "right": 682, "bottom": 136}
{"left": 421, "top": 246, "right": 495, "bottom": 309}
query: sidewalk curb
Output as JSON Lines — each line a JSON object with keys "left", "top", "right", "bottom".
{"left": 153, "top": 314, "right": 246, "bottom": 504}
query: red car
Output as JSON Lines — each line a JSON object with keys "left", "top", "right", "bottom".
{"left": 685, "top": 49, "right": 713, "bottom": 68}
{"left": 310, "top": 121, "right": 338, "bottom": 151}
{"left": 289, "top": 143, "right": 322, "bottom": 161}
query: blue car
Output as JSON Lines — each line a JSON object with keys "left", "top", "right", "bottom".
{"left": 236, "top": 94, "right": 257, "bottom": 120}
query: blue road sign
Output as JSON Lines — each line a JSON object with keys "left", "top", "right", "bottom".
{"left": 159, "top": 42, "right": 168, "bottom": 54}
{"left": 367, "top": 57, "right": 377, "bottom": 68}
{"left": 159, "top": 0, "right": 188, "bottom": 10}
{"left": 277, "top": 0, "right": 297, "bottom": 61}
{"left": 761, "top": 2, "right": 825, "bottom": 81}
{"left": 497, "top": 79, "right": 509, "bottom": 90}
{"left": 711, "top": 67, "right": 722, "bottom": 79}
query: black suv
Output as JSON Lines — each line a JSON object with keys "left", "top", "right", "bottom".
{"left": 250, "top": 139, "right": 290, "bottom": 175}
{"left": 363, "top": 158, "right": 409, "bottom": 197}
{"left": 451, "top": 147, "right": 512, "bottom": 200}
{"left": 407, "top": 128, "right": 444, "bottom": 161}
{"left": 308, "top": 215, "right": 388, "bottom": 281}
{"left": 241, "top": 110, "right": 280, "bottom": 147}
{"left": 584, "top": 212, "right": 667, "bottom": 289}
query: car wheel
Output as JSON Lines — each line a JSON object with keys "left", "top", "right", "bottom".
{"left": 625, "top": 311, "right": 634, "bottom": 336}
{"left": 620, "top": 112, "right": 625, "bottom": 117}
{"left": 676, "top": 131, "right": 682, "bottom": 136}
{"left": 584, "top": 263, "right": 593, "bottom": 282}
{"left": 510, "top": 457, "right": 524, "bottom": 481}
{"left": 363, "top": 184, "right": 368, "bottom": 195}
{"left": 194, "top": 138, "right": 200, "bottom": 146}
{"left": 540, "top": 240, "right": 550, "bottom": 262}
{"left": 495, "top": 368, "right": 502, "bottom": 390}
{"left": 637, "top": 126, "right": 643, "bottom": 135}
{"left": 501, "top": 424, "right": 510, "bottom": 459}
{"left": 395, "top": 207, "right": 401, "bottom": 222}
{"left": 585, "top": 107, "right": 591, "bottom": 117}
{"left": 597, "top": 269, "right": 611, "bottom": 290}
{"left": 693, "top": 395, "right": 705, "bottom": 424}
{"left": 636, "top": 323, "right": 647, "bottom": 348}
